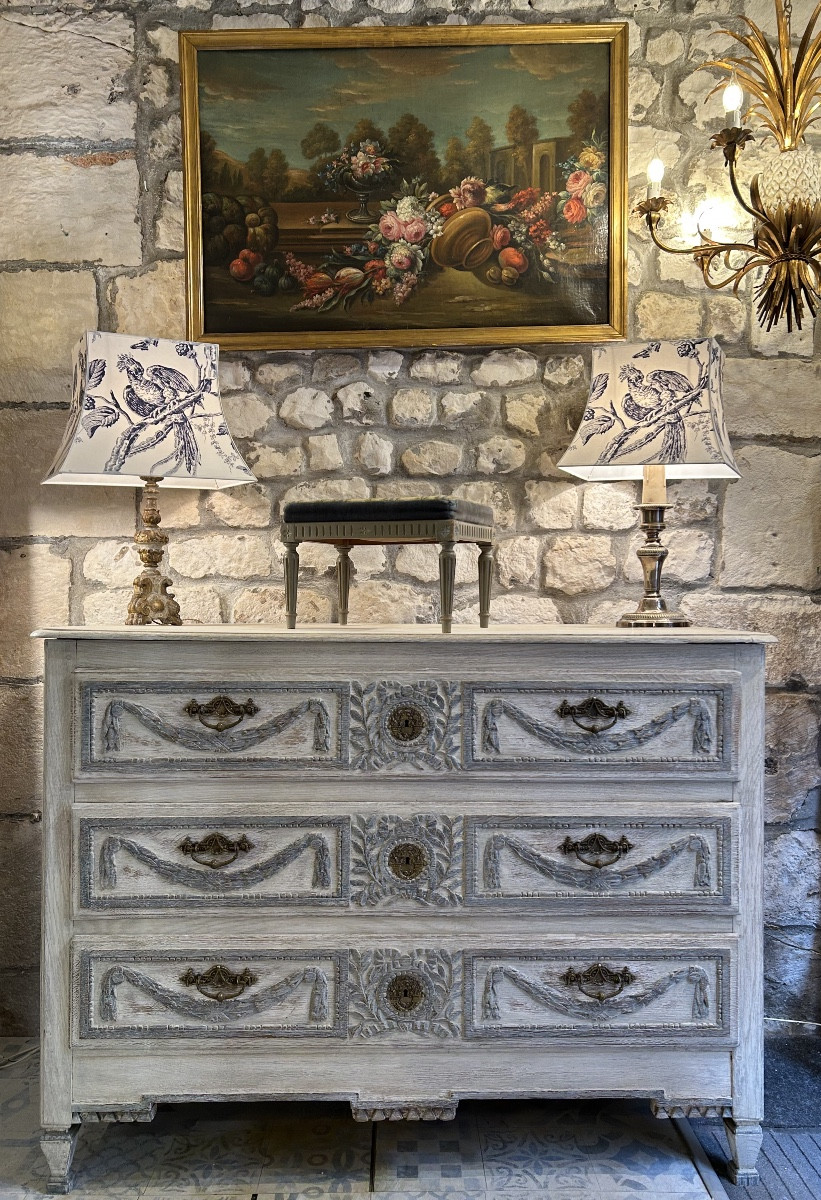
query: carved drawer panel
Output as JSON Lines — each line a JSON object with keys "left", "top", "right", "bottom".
{"left": 465, "top": 949, "right": 732, "bottom": 1041}
{"left": 74, "top": 948, "right": 346, "bottom": 1040}
{"left": 466, "top": 816, "right": 733, "bottom": 911}
{"left": 78, "top": 680, "right": 348, "bottom": 773}
{"left": 77, "top": 818, "right": 349, "bottom": 910}
{"left": 465, "top": 682, "right": 733, "bottom": 773}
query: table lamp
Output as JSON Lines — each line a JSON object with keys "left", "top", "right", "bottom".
{"left": 43, "top": 331, "right": 255, "bottom": 626}
{"left": 558, "top": 338, "right": 739, "bottom": 627}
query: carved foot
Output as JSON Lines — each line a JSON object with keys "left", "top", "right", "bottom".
{"left": 126, "top": 569, "right": 181, "bottom": 626}
{"left": 351, "top": 1101, "right": 458, "bottom": 1122}
{"left": 724, "top": 1117, "right": 762, "bottom": 1185}
{"left": 40, "top": 1127, "right": 79, "bottom": 1194}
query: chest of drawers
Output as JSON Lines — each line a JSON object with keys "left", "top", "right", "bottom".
{"left": 34, "top": 624, "right": 769, "bottom": 1192}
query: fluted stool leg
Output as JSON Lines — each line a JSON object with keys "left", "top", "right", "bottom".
{"left": 284, "top": 541, "right": 300, "bottom": 629}
{"left": 478, "top": 541, "right": 493, "bottom": 628}
{"left": 439, "top": 539, "right": 456, "bottom": 634}
{"left": 336, "top": 544, "right": 352, "bottom": 626}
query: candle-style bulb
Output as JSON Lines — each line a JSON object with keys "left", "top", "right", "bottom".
{"left": 647, "top": 157, "right": 665, "bottom": 185}
{"left": 723, "top": 80, "right": 744, "bottom": 117}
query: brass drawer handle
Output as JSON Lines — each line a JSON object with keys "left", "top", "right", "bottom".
{"left": 558, "top": 832, "right": 633, "bottom": 869}
{"left": 555, "top": 697, "right": 631, "bottom": 734}
{"left": 180, "top": 964, "right": 257, "bottom": 1001}
{"left": 177, "top": 832, "right": 254, "bottom": 869}
{"left": 560, "top": 962, "right": 635, "bottom": 1002}
{"left": 183, "top": 695, "right": 260, "bottom": 732}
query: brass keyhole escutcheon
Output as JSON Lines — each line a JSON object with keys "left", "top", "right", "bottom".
{"left": 386, "top": 973, "right": 426, "bottom": 1015}
{"left": 386, "top": 703, "right": 427, "bottom": 743}
{"left": 387, "top": 841, "right": 428, "bottom": 881}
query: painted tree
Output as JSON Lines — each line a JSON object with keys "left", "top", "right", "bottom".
{"left": 465, "top": 115, "right": 494, "bottom": 179}
{"left": 506, "top": 104, "right": 539, "bottom": 182}
{"left": 300, "top": 122, "right": 341, "bottom": 162}
{"left": 345, "top": 118, "right": 388, "bottom": 149}
{"left": 567, "top": 89, "right": 609, "bottom": 146}
{"left": 388, "top": 113, "right": 442, "bottom": 191}
{"left": 262, "top": 148, "right": 290, "bottom": 200}
{"left": 444, "top": 136, "right": 473, "bottom": 186}
{"left": 200, "top": 130, "right": 220, "bottom": 190}
{"left": 246, "top": 147, "right": 267, "bottom": 193}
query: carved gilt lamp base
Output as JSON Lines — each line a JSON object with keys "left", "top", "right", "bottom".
{"left": 125, "top": 477, "right": 182, "bottom": 627}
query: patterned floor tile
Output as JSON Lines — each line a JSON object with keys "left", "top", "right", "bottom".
{"left": 255, "top": 1108, "right": 372, "bottom": 1193}
{"left": 146, "top": 1129, "right": 267, "bottom": 1193}
{"left": 372, "top": 1111, "right": 485, "bottom": 1194}
{"left": 0, "top": 1080, "right": 37, "bottom": 1137}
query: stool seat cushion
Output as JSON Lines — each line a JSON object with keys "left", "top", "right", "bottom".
{"left": 282, "top": 497, "right": 493, "bottom": 526}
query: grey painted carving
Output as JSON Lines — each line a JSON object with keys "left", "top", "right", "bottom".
{"left": 74, "top": 1104, "right": 156, "bottom": 1124}
{"left": 481, "top": 696, "right": 714, "bottom": 757}
{"left": 102, "top": 696, "right": 330, "bottom": 754}
{"left": 651, "top": 1100, "right": 733, "bottom": 1119}
{"left": 348, "top": 949, "right": 461, "bottom": 1039}
{"left": 350, "top": 814, "right": 462, "bottom": 906}
{"left": 351, "top": 1102, "right": 458, "bottom": 1121}
{"left": 482, "top": 832, "right": 711, "bottom": 893}
{"left": 350, "top": 680, "right": 462, "bottom": 771}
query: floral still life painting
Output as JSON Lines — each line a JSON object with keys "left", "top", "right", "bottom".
{"left": 180, "top": 25, "right": 627, "bottom": 349}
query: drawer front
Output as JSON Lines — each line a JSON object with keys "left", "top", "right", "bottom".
{"left": 77, "top": 675, "right": 735, "bottom": 778}
{"left": 75, "top": 944, "right": 731, "bottom": 1044}
{"left": 75, "top": 948, "right": 347, "bottom": 1040}
{"left": 77, "top": 817, "right": 349, "bottom": 910}
{"left": 76, "top": 811, "right": 732, "bottom": 913}
{"left": 465, "top": 683, "right": 733, "bottom": 773}
{"left": 465, "top": 816, "right": 733, "bottom": 911}
{"left": 464, "top": 949, "right": 731, "bottom": 1041}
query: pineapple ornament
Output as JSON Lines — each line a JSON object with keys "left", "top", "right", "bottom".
{"left": 636, "top": 0, "right": 821, "bottom": 332}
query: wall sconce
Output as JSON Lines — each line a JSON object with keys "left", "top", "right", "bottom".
{"left": 636, "top": 0, "right": 821, "bottom": 332}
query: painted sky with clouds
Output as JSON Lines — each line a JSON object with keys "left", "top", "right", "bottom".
{"left": 197, "top": 42, "right": 609, "bottom": 167}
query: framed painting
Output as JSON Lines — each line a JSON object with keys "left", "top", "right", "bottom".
{"left": 180, "top": 24, "right": 627, "bottom": 350}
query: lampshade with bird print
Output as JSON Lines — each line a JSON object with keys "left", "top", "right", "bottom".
{"left": 43, "top": 331, "right": 255, "bottom": 488}
{"left": 557, "top": 338, "right": 740, "bottom": 482}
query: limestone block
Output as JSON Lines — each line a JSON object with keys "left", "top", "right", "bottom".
{"left": 336, "top": 381, "right": 380, "bottom": 423}
{"left": 452, "top": 481, "right": 515, "bottom": 529}
{"left": 678, "top": 594, "right": 821, "bottom": 688}
{"left": 257, "top": 361, "right": 306, "bottom": 393}
{"left": 213, "top": 14, "right": 289, "bottom": 27}
{"left": 628, "top": 127, "right": 681, "bottom": 182}
{"left": 679, "top": 68, "right": 726, "bottom": 128}
{"left": 544, "top": 535, "right": 617, "bottom": 595}
{"left": 628, "top": 67, "right": 661, "bottom": 121}
{"left": 148, "top": 114, "right": 181, "bottom": 162}
{"left": 543, "top": 356, "right": 585, "bottom": 387}
{"left": 233, "top": 586, "right": 331, "bottom": 624}
{"left": 368, "top": 350, "right": 403, "bottom": 379}
{"left": 764, "top": 694, "right": 821, "bottom": 824}
{"left": 110, "top": 260, "right": 186, "bottom": 340}
{"left": 141, "top": 63, "right": 171, "bottom": 109}
{"left": 356, "top": 432, "right": 393, "bottom": 475}
{"left": 440, "top": 391, "right": 483, "bottom": 426}
{"left": 0, "top": 155, "right": 141, "bottom": 266}
{"left": 249, "top": 445, "right": 304, "bottom": 478}
{"left": 525, "top": 480, "right": 577, "bottom": 529}
{"left": 348, "top": 581, "right": 433, "bottom": 624}
{"left": 582, "top": 482, "right": 638, "bottom": 531}
{"left": 0, "top": 270, "right": 97, "bottom": 402}
{"left": 207, "top": 484, "right": 271, "bottom": 528}
{"left": 147, "top": 25, "right": 178, "bottom": 62}
{"left": 83, "top": 541, "right": 140, "bottom": 587}
{"left": 350, "top": 546, "right": 387, "bottom": 577}
{"left": 625, "top": 529, "right": 714, "bottom": 584}
{"left": 587, "top": 598, "right": 637, "bottom": 626}
{"left": 0, "top": 820, "right": 40, "bottom": 968}
{"left": 0, "top": 684, "right": 43, "bottom": 808}
{"left": 389, "top": 388, "right": 434, "bottom": 427}
{"left": 168, "top": 534, "right": 272, "bottom": 580}
{"left": 395, "top": 543, "right": 476, "bottom": 585}
{"left": 705, "top": 295, "right": 747, "bottom": 343}
{"left": 764, "top": 926, "right": 821, "bottom": 1024}
{"left": 0, "top": 410, "right": 135, "bottom": 539}
{"left": 290, "top": 543, "right": 337, "bottom": 574}
{"left": 471, "top": 349, "right": 538, "bottom": 387}
{"left": 307, "top": 434, "right": 344, "bottom": 472}
{"left": 667, "top": 479, "right": 717, "bottom": 523}
{"left": 720, "top": 447, "right": 821, "bottom": 589}
{"left": 496, "top": 536, "right": 542, "bottom": 588}
{"left": 280, "top": 387, "right": 333, "bottom": 430}
{"left": 635, "top": 292, "right": 703, "bottom": 340}
{"left": 374, "top": 480, "right": 442, "bottom": 499}
{"left": 0, "top": 12, "right": 134, "bottom": 140}
{"left": 312, "top": 355, "right": 360, "bottom": 383}
{"left": 279, "top": 478, "right": 370, "bottom": 512}
{"left": 476, "top": 437, "right": 526, "bottom": 475}
{"left": 455, "top": 593, "right": 562, "bottom": 625}
{"left": 157, "top": 490, "right": 200, "bottom": 530}
{"left": 401, "top": 440, "right": 462, "bottom": 476}
{"left": 219, "top": 360, "right": 251, "bottom": 392}
{"left": 409, "top": 352, "right": 463, "bottom": 384}
{"left": 764, "top": 831, "right": 821, "bottom": 926}
{"left": 222, "top": 392, "right": 273, "bottom": 439}
{"left": 723, "top": 357, "right": 821, "bottom": 439}
{"left": 0, "top": 546, "right": 71, "bottom": 676}
{"left": 155, "top": 170, "right": 184, "bottom": 253}
{"left": 646, "top": 29, "right": 684, "bottom": 64}
{"left": 504, "top": 392, "right": 544, "bottom": 436}
{"left": 752, "top": 315, "right": 814, "bottom": 358}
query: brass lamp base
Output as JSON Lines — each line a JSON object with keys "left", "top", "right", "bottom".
{"left": 617, "top": 503, "right": 690, "bottom": 629}
{"left": 125, "top": 476, "right": 182, "bottom": 627}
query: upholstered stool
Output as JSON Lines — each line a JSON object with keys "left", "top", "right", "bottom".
{"left": 280, "top": 497, "right": 494, "bottom": 633}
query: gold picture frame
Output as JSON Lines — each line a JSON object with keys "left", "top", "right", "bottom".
{"left": 180, "top": 23, "right": 628, "bottom": 351}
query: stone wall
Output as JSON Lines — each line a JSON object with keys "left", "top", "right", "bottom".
{"left": 1, "top": 0, "right": 820, "bottom": 1036}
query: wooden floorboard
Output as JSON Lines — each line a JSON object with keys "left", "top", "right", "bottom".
{"left": 693, "top": 1126, "right": 821, "bottom": 1200}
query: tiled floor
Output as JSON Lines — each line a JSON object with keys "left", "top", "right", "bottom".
{"left": 0, "top": 1038, "right": 727, "bottom": 1199}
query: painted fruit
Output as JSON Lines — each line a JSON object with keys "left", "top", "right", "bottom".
{"left": 501, "top": 266, "right": 520, "bottom": 286}
{"left": 245, "top": 213, "right": 261, "bottom": 228}
{"left": 486, "top": 266, "right": 502, "bottom": 284}
{"left": 498, "top": 246, "right": 529, "bottom": 275}
{"left": 278, "top": 274, "right": 297, "bottom": 293}
{"left": 239, "top": 249, "right": 263, "bottom": 267}
{"left": 252, "top": 275, "right": 275, "bottom": 295}
{"left": 223, "top": 223, "right": 245, "bottom": 255}
{"left": 229, "top": 257, "right": 254, "bottom": 282}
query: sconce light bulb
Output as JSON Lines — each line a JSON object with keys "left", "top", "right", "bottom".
{"left": 647, "top": 156, "right": 665, "bottom": 185}
{"left": 723, "top": 81, "right": 744, "bottom": 115}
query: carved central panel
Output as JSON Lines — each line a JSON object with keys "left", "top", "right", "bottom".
{"left": 386, "top": 704, "right": 428, "bottom": 744}
{"left": 388, "top": 841, "right": 429, "bottom": 880}
{"left": 385, "top": 972, "right": 427, "bottom": 1015}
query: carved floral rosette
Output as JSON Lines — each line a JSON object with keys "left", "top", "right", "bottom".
{"left": 350, "top": 814, "right": 463, "bottom": 907}
{"left": 347, "top": 949, "right": 461, "bottom": 1039}
{"left": 350, "top": 680, "right": 462, "bottom": 771}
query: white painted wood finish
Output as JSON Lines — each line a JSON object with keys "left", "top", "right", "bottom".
{"left": 35, "top": 625, "right": 770, "bottom": 1193}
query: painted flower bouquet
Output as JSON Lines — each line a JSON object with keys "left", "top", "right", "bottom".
{"left": 556, "top": 135, "right": 609, "bottom": 231}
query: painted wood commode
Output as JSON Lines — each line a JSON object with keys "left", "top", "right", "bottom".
{"left": 34, "top": 624, "right": 770, "bottom": 1192}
